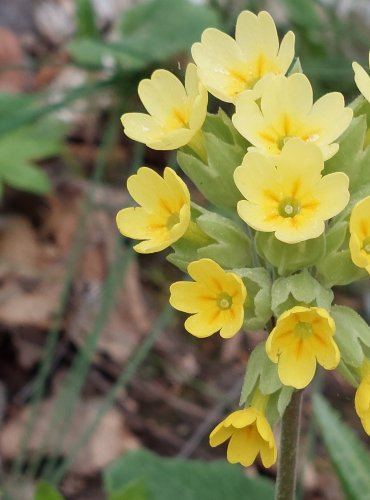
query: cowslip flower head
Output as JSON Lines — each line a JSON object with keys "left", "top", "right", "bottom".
{"left": 169, "top": 258, "right": 246, "bottom": 338}
{"left": 209, "top": 408, "right": 277, "bottom": 468}
{"left": 232, "top": 73, "right": 353, "bottom": 160}
{"left": 353, "top": 52, "right": 370, "bottom": 102}
{"left": 121, "top": 63, "right": 207, "bottom": 150}
{"left": 355, "top": 360, "right": 370, "bottom": 435}
{"left": 266, "top": 306, "right": 340, "bottom": 389}
{"left": 234, "top": 138, "right": 350, "bottom": 244}
{"left": 191, "top": 10, "right": 295, "bottom": 103}
{"left": 349, "top": 196, "right": 370, "bottom": 274}
{"left": 116, "top": 167, "right": 190, "bottom": 253}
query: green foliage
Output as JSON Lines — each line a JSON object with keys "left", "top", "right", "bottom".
{"left": 178, "top": 111, "right": 247, "bottom": 210}
{"left": 240, "top": 343, "right": 293, "bottom": 424}
{"left": 108, "top": 481, "right": 148, "bottom": 500}
{"left": 237, "top": 268, "right": 272, "bottom": 331}
{"left": 270, "top": 270, "right": 333, "bottom": 317}
{"left": 331, "top": 305, "right": 370, "bottom": 367}
{"left": 104, "top": 449, "right": 274, "bottom": 500}
{"left": 313, "top": 393, "right": 370, "bottom": 500}
{"left": 69, "top": 0, "right": 220, "bottom": 71}
{"left": 0, "top": 104, "right": 67, "bottom": 195}
{"left": 34, "top": 481, "right": 65, "bottom": 500}
{"left": 255, "top": 232, "right": 326, "bottom": 275}
{"left": 75, "top": 0, "right": 99, "bottom": 38}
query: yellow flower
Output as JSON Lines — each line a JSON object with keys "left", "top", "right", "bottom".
{"left": 116, "top": 167, "right": 190, "bottom": 253}
{"left": 234, "top": 138, "right": 349, "bottom": 244}
{"left": 232, "top": 73, "right": 353, "bottom": 160}
{"left": 209, "top": 408, "right": 277, "bottom": 468}
{"left": 353, "top": 52, "right": 370, "bottom": 102}
{"left": 349, "top": 196, "right": 370, "bottom": 274}
{"left": 121, "top": 63, "right": 207, "bottom": 150}
{"left": 266, "top": 306, "right": 340, "bottom": 389}
{"left": 192, "top": 10, "right": 294, "bottom": 103}
{"left": 355, "top": 360, "right": 370, "bottom": 435}
{"left": 169, "top": 258, "right": 246, "bottom": 338}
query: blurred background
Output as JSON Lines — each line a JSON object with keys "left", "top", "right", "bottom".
{"left": 0, "top": 0, "right": 370, "bottom": 498}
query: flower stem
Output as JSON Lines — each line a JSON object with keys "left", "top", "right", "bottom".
{"left": 275, "top": 389, "right": 303, "bottom": 500}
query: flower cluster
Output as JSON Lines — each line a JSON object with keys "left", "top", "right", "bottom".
{"left": 117, "top": 9, "right": 370, "bottom": 469}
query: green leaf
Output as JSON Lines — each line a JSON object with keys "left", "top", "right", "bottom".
{"left": 34, "top": 481, "right": 65, "bottom": 500}
{"left": 104, "top": 449, "right": 274, "bottom": 500}
{"left": 75, "top": 0, "right": 99, "bottom": 38}
{"left": 0, "top": 119, "right": 66, "bottom": 195}
{"left": 119, "top": 0, "right": 221, "bottom": 66}
{"left": 313, "top": 393, "right": 370, "bottom": 500}
{"left": 1, "top": 162, "right": 51, "bottom": 195}
{"left": 315, "top": 249, "right": 367, "bottom": 288}
{"left": 331, "top": 305, "right": 370, "bottom": 367}
{"left": 236, "top": 268, "right": 272, "bottom": 331}
{"left": 108, "top": 480, "right": 148, "bottom": 500}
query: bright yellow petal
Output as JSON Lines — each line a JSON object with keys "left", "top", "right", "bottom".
{"left": 353, "top": 61, "right": 370, "bottom": 103}
{"left": 184, "top": 310, "right": 224, "bottom": 338}
{"left": 209, "top": 422, "right": 234, "bottom": 447}
{"left": 278, "top": 340, "right": 316, "bottom": 388}
{"left": 116, "top": 207, "right": 155, "bottom": 239}
{"left": 187, "top": 258, "right": 227, "bottom": 291}
{"left": 349, "top": 233, "right": 370, "bottom": 270}
{"left": 169, "top": 282, "right": 212, "bottom": 314}
{"left": 227, "top": 428, "right": 259, "bottom": 466}
{"left": 219, "top": 308, "right": 244, "bottom": 339}
{"left": 227, "top": 409, "right": 257, "bottom": 428}
{"left": 260, "top": 440, "right": 277, "bottom": 468}
{"left": 126, "top": 167, "right": 170, "bottom": 212}
{"left": 355, "top": 380, "right": 370, "bottom": 415}
{"left": 237, "top": 200, "right": 280, "bottom": 232}
{"left": 310, "top": 335, "right": 340, "bottom": 370}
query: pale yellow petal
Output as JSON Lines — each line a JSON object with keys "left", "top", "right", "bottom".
{"left": 349, "top": 197, "right": 370, "bottom": 237}
{"left": 234, "top": 151, "right": 281, "bottom": 205}
{"left": 353, "top": 61, "right": 370, "bottom": 102}
{"left": 138, "top": 69, "right": 187, "bottom": 122}
{"left": 350, "top": 233, "right": 370, "bottom": 269}
{"left": 121, "top": 112, "right": 163, "bottom": 144}
{"left": 276, "top": 31, "right": 295, "bottom": 73}
{"left": 305, "top": 93, "right": 353, "bottom": 145}
{"left": 314, "top": 172, "right": 349, "bottom": 220}
{"left": 261, "top": 74, "right": 313, "bottom": 128}
{"left": 232, "top": 94, "right": 269, "bottom": 147}
{"left": 236, "top": 11, "right": 278, "bottom": 60}
{"left": 163, "top": 168, "right": 190, "bottom": 206}
{"left": 237, "top": 200, "right": 280, "bottom": 232}
{"left": 147, "top": 128, "right": 194, "bottom": 150}
{"left": 126, "top": 167, "right": 169, "bottom": 211}
{"left": 274, "top": 216, "right": 325, "bottom": 244}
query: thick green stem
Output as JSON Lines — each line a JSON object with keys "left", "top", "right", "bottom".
{"left": 275, "top": 389, "right": 303, "bottom": 500}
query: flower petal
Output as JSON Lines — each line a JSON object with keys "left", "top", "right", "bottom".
{"left": 278, "top": 339, "right": 317, "bottom": 388}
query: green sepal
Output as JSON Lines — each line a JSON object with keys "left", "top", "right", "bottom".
{"left": 315, "top": 248, "right": 367, "bottom": 288}
{"left": 168, "top": 206, "right": 253, "bottom": 272}
{"left": 324, "top": 115, "right": 368, "bottom": 190}
{"left": 331, "top": 305, "right": 370, "bottom": 368}
{"left": 234, "top": 268, "right": 272, "bottom": 331}
{"left": 240, "top": 343, "right": 293, "bottom": 424}
{"left": 271, "top": 269, "right": 333, "bottom": 317}
{"left": 255, "top": 231, "right": 326, "bottom": 275}
{"left": 325, "top": 221, "right": 348, "bottom": 255}
{"left": 177, "top": 110, "right": 247, "bottom": 210}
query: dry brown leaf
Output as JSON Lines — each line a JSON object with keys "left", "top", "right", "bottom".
{"left": 0, "top": 397, "right": 140, "bottom": 475}
{"left": 0, "top": 27, "right": 28, "bottom": 93}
